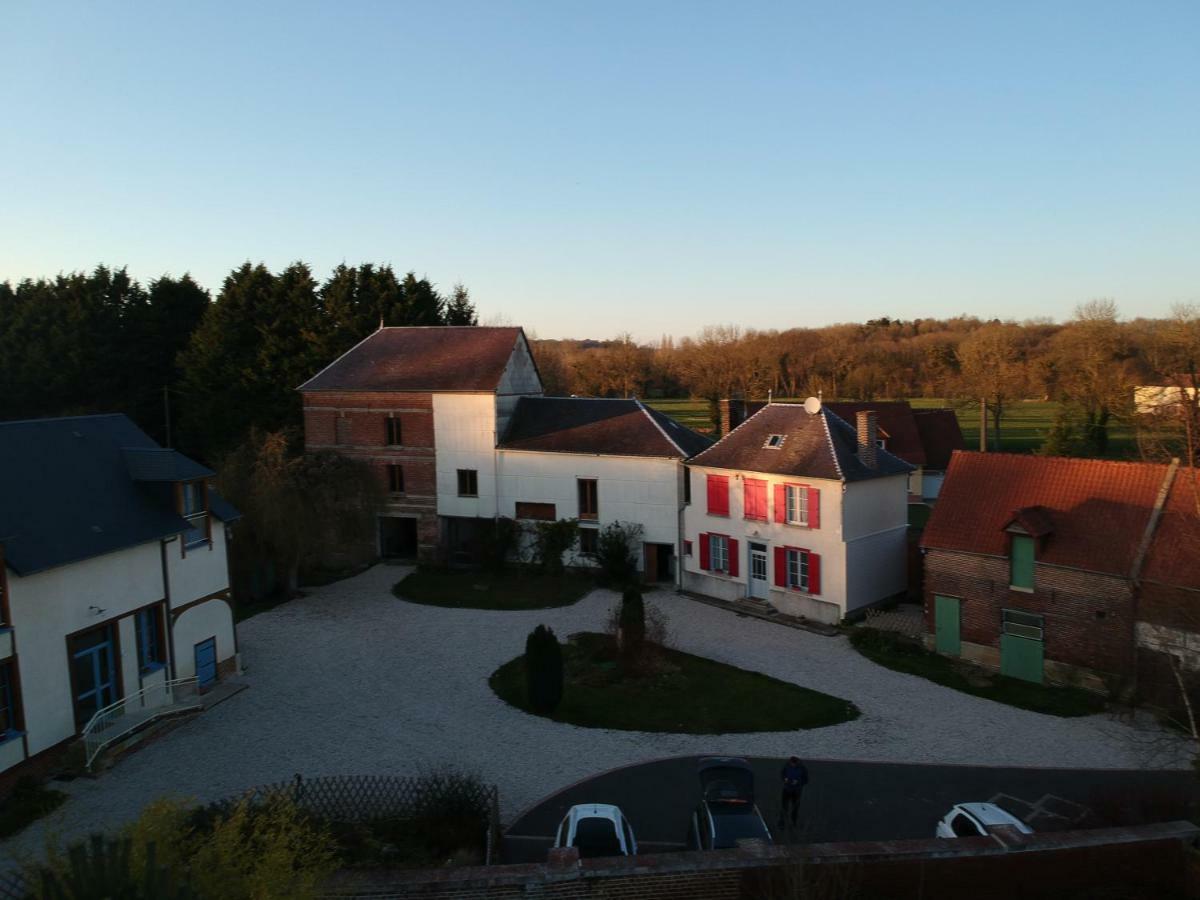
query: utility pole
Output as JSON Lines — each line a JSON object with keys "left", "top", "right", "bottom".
{"left": 163, "top": 385, "right": 172, "bottom": 448}
{"left": 979, "top": 398, "right": 987, "bottom": 452}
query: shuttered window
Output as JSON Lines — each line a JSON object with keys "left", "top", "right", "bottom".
{"left": 706, "top": 475, "right": 730, "bottom": 516}
{"left": 744, "top": 479, "right": 768, "bottom": 521}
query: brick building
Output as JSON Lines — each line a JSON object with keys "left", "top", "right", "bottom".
{"left": 920, "top": 452, "right": 1200, "bottom": 693}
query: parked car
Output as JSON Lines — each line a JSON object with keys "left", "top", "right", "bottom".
{"left": 554, "top": 803, "right": 638, "bottom": 858}
{"left": 687, "top": 756, "right": 773, "bottom": 850}
{"left": 935, "top": 802, "right": 1034, "bottom": 838}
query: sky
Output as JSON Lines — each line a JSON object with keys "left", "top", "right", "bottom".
{"left": 2, "top": 1, "right": 1197, "bottom": 340}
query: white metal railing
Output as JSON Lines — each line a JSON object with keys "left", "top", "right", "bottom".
{"left": 82, "top": 675, "right": 202, "bottom": 771}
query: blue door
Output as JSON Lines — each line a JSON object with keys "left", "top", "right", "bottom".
{"left": 194, "top": 638, "right": 217, "bottom": 688}
{"left": 71, "top": 625, "right": 118, "bottom": 728}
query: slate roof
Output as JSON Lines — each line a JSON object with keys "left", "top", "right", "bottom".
{"left": 298, "top": 326, "right": 529, "bottom": 393}
{"left": 124, "top": 447, "right": 214, "bottom": 482}
{"left": 687, "top": 403, "right": 913, "bottom": 482}
{"left": 825, "top": 402, "right": 927, "bottom": 466}
{"left": 499, "top": 398, "right": 712, "bottom": 458}
{"left": 920, "top": 452, "right": 1172, "bottom": 577}
{"left": 0, "top": 414, "right": 239, "bottom": 576}
{"left": 913, "top": 408, "right": 967, "bottom": 470}
{"left": 1141, "top": 468, "right": 1200, "bottom": 590}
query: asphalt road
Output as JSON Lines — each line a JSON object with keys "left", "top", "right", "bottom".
{"left": 503, "top": 756, "right": 1200, "bottom": 863}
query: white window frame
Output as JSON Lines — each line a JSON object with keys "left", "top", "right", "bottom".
{"left": 785, "top": 485, "right": 808, "bottom": 526}
{"left": 786, "top": 548, "right": 809, "bottom": 592}
{"left": 710, "top": 534, "right": 729, "bottom": 573}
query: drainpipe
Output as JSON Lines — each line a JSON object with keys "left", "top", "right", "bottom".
{"left": 160, "top": 538, "right": 177, "bottom": 681}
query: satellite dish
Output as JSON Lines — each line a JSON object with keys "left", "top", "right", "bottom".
{"left": 804, "top": 396, "right": 822, "bottom": 415}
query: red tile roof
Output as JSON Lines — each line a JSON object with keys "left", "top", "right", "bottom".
{"left": 921, "top": 452, "right": 1173, "bottom": 577}
{"left": 1141, "top": 468, "right": 1200, "bottom": 590}
{"left": 298, "top": 326, "right": 528, "bottom": 392}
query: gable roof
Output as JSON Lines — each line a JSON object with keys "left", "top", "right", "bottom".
{"left": 0, "top": 414, "right": 239, "bottom": 577}
{"left": 824, "top": 402, "right": 927, "bottom": 466}
{"left": 298, "top": 326, "right": 530, "bottom": 393}
{"left": 913, "top": 408, "right": 967, "bottom": 470}
{"left": 1141, "top": 467, "right": 1200, "bottom": 590}
{"left": 498, "top": 397, "right": 712, "bottom": 458}
{"left": 920, "top": 452, "right": 1172, "bottom": 577}
{"left": 687, "top": 402, "right": 913, "bottom": 482}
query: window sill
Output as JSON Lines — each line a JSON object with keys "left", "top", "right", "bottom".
{"left": 743, "top": 516, "right": 768, "bottom": 523}
{"left": 0, "top": 626, "right": 12, "bottom": 635}
{"left": 1009, "top": 586, "right": 1035, "bottom": 594}
{"left": 184, "top": 539, "right": 210, "bottom": 550}
{"left": 458, "top": 493, "right": 479, "bottom": 499}
{"left": 0, "top": 729, "right": 25, "bottom": 747}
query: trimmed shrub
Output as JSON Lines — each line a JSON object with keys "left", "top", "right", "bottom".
{"left": 593, "top": 521, "right": 643, "bottom": 588}
{"left": 524, "top": 625, "right": 564, "bottom": 713}
{"left": 618, "top": 588, "right": 646, "bottom": 667}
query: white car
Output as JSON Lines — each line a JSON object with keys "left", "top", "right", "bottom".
{"left": 554, "top": 803, "right": 638, "bottom": 859}
{"left": 936, "top": 802, "right": 1034, "bottom": 839}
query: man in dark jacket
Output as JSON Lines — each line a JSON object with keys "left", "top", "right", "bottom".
{"left": 778, "top": 755, "right": 809, "bottom": 829}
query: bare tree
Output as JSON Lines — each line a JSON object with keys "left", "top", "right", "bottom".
{"left": 956, "top": 323, "right": 1028, "bottom": 450}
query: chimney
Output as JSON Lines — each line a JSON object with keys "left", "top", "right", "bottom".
{"left": 718, "top": 397, "right": 746, "bottom": 437}
{"left": 857, "top": 410, "right": 878, "bottom": 469}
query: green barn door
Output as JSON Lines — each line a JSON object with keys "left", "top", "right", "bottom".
{"left": 1000, "top": 610, "right": 1044, "bottom": 683}
{"left": 934, "top": 595, "right": 961, "bottom": 656}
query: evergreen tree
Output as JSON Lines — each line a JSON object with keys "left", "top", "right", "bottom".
{"left": 399, "top": 272, "right": 444, "bottom": 325}
{"left": 618, "top": 587, "right": 646, "bottom": 669}
{"left": 524, "top": 625, "right": 564, "bottom": 713}
{"left": 444, "top": 283, "right": 478, "bottom": 325}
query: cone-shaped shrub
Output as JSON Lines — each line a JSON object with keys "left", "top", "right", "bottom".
{"left": 524, "top": 624, "right": 564, "bottom": 713}
{"left": 619, "top": 588, "right": 646, "bottom": 666}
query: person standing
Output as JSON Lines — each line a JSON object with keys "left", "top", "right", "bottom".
{"left": 778, "top": 755, "right": 809, "bottom": 829}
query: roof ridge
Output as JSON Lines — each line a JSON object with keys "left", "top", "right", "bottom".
{"left": 688, "top": 402, "right": 764, "bottom": 461}
{"left": 296, "top": 327, "right": 382, "bottom": 391}
{"left": 0, "top": 412, "right": 129, "bottom": 428}
{"left": 818, "top": 409, "right": 845, "bottom": 481}
{"left": 957, "top": 451, "right": 1171, "bottom": 471}
{"left": 1130, "top": 458, "right": 1180, "bottom": 585}
{"left": 635, "top": 398, "right": 687, "bottom": 457}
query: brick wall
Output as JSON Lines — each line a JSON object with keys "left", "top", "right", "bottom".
{"left": 924, "top": 549, "right": 1136, "bottom": 681}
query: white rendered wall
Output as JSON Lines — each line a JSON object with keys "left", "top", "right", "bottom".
{"left": 173, "top": 599, "right": 236, "bottom": 679}
{"left": 497, "top": 451, "right": 682, "bottom": 565}
{"left": 164, "top": 524, "right": 230, "bottom": 608}
{"left": 5, "top": 541, "right": 165, "bottom": 761}
{"left": 841, "top": 474, "right": 908, "bottom": 540}
{"left": 844, "top": 528, "right": 908, "bottom": 613}
{"left": 434, "top": 394, "right": 501, "bottom": 519}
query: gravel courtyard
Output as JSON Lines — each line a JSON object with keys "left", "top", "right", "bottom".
{"left": 2, "top": 564, "right": 1187, "bottom": 862}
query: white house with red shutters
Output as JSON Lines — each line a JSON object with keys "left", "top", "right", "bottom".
{"left": 681, "top": 399, "right": 913, "bottom": 624}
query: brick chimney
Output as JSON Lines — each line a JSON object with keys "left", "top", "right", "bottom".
{"left": 718, "top": 397, "right": 746, "bottom": 437}
{"left": 857, "top": 410, "right": 878, "bottom": 469}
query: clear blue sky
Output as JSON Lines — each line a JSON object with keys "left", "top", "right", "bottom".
{"left": 2, "top": 1, "right": 1196, "bottom": 340}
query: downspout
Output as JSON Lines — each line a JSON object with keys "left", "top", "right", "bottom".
{"left": 677, "top": 463, "right": 687, "bottom": 592}
{"left": 161, "top": 538, "right": 177, "bottom": 681}
{"left": 1129, "top": 458, "right": 1180, "bottom": 697}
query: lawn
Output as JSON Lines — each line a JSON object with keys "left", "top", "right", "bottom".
{"left": 393, "top": 567, "right": 594, "bottom": 610}
{"left": 490, "top": 632, "right": 860, "bottom": 733}
{"left": 849, "top": 627, "right": 1106, "bottom": 718}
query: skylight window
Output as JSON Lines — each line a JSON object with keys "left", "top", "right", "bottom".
{"left": 764, "top": 434, "right": 786, "bottom": 449}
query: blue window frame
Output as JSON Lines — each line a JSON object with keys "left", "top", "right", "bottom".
{"left": 181, "top": 480, "right": 209, "bottom": 548}
{"left": 0, "top": 661, "right": 18, "bottom": 737}
{"left": 136, "top": 607, "right": 165, "bottom": 673}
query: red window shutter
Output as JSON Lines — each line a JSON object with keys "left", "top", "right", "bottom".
{"left": 808, "top": 487, "right": 821, "bottom": 529}
{"left": 775, "top": 484, "right": 787, "bottom": 523}
{"left": 744, "top": 479, "right": 766, "bottom": 520}
{"left": 808, "top": 552, "right": 821, "bottom": 595}
{"left": 774, "top": 547, "right": 787, "bottom": 587}
{"left": 727, "top": 538, "right": 739, "bottom": 577}
{"left": 699, "top": 533, "right": 710, "bottom": 571}
{"left": 706, "top": 475, "right": 729, "bottom": 516}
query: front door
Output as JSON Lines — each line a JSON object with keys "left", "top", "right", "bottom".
{"left": 70, "top": 625, "right": 118, "bottom": 729}
{"left": 749, "top": 543, "right": 769, "bottom": 599}
{"left": 195, "top": 638, "right": 217, "bottom": 688}
{"left": 934, "top": 595, "right": 961, "bottom": 656}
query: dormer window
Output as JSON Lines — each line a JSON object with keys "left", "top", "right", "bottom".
{"left": 764, "top": 434, "right": 786, "bottom": 450}
{"left": 181, "top": 480, "right": 209, "bottom": 548}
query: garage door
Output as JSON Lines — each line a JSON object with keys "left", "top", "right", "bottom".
{"left": 1000, "top": 610, "right": 1044, "bottom": 683}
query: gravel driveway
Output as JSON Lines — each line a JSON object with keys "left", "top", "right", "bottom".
{"left": 2, "top": 564, "right": 1187, "bottom": 863}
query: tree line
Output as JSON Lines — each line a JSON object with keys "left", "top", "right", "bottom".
{"left": 534, "top": 302, "right": 1200, "bottom": 458}
{"left": 0, "top": 262, "right": 478, "bottom": 464}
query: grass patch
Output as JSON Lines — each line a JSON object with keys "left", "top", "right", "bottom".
{"left": 0, "top": 777, "right": 68, "bottom": 839}
{"left": 849, "top": 627, "right": 1106, "bottom": 717}
{"left": 393, "top": 567, "right": 593, "bottom": 610}
{"left": 490, "top": 632, "right": 859, "bottom": 733}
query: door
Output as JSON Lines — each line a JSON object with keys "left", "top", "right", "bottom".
{"left": 71, "top": 625, "right": 118, "bottom": 728}
{"left": 194, "top": 638, "right": 217, "bottom": 688}
{"left": 934, "top": 595, "right": 961, "bottom": 656}
{"left": 749, "top": 543, "right": 769, "bottom": 599}
{"left": 1000, "top": 609, "right": 1044, "bottom": 683}
{"left": 379, "top": 516, "right": 418, "bottom": 559}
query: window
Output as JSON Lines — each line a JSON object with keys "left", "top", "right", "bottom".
{"left": 786, "top": 548, "right": 810, "bottom": 592}
{"left": 181, "top": 480, "right": 209, "bottom": 548}
{"left": 457, "top": 469, "right": 478, "bottom": 497}
{"left": 876, "top": 438, "right": 887, "bottom": 450}
{"left": 388, "top": 464, "right": 405, "bottom": 493}
{"left": 1003, "top": 609, "right": 1044, "bottom": 640}
{"left": 710, "top": 534, "right": 729, "bottom": 572}
{"left": 516, "top": 501, "right": 556, "bottom": 521}
{"left": 0, "top": 661, "right": 18, "bottom": 737}
{"left": 706, "top": 474, "right": 730, "bottom": 516}
{"left": 136, "top": 606, "right": 165, "bottom": 673}
{"left": 776, "top": 546, "right": 821, "bottom": 594}
{"left": 683, "top": 468, "right": 691, "bottom": 504}
{"left": 1010, "top": 535, "right": 1035, "bottom": 590}
{"left": 684, "top": 540, "right": 693, "bottom": 557}
{"left": 386, "top": 416, "right": 402, "bottom": 446}
{"left": 335, "top": 416, "right": 351, "bottom": 445}
{"left": 786, "top": 485, "right": 808, "bottom": 526}
{"left": 763, "top": 434, "right": 785, "bottom": 449}
{"left": 744, "top": 479, "right": 768, "bottom": 521}
{"left": 579, "top": 527, "right": 598, "bottom": 555}
{"left": 578, "top": 478, "right": 598, "bottom": 520}
{"left": 950, "top": 813, "right": 983, "bottom": 838}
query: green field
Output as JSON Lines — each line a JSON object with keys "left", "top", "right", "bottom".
{"left": 646, "top": 397, "right": 1137, "bottom": 458}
